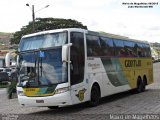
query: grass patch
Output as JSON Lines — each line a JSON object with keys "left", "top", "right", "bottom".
{"left": 0, "top": 32, "right": 11, "bottom": 36}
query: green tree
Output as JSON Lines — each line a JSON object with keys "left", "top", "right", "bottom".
{"left": 11, "top": 18, "right": 87, "bottom": 44}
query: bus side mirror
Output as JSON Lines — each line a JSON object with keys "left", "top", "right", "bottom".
{"left": 62, "top": 43, "right": 72, "bottom": 63}
{"left": 5, "top": 52, "right": 11, "bottom": 67}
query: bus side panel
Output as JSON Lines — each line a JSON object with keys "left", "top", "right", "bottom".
{"left": 86, "top": 57, "right": 153, "bottom": 99}
{"left": 101, "top": 57, "right": 131, "bottom": 96}
{"left": 101, "top": 57, "right": 153, "bottom": 96}
{"left": 120, "top": 58, "right": 153, "bottom": 89}
{"left": 87, "top": 57, "right": 131, "bottom": 97}
{"left": 87, "top": 57, "right": 105, "bottom": 97}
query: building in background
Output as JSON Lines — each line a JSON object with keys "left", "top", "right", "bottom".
{"left": 150, "top": 43, "right": 160, "bottom": 62}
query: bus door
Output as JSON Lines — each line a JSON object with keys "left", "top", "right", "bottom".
{"left": 70, "top": 32, "right": 88, "bottom": 104}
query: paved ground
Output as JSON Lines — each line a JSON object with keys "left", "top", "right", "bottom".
{"left": 0, "top": 62, "right": 160, "bottom": 120}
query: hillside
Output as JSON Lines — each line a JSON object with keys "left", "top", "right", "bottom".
{"left": 0, "top": 32, "right": 12, "bottom": 49}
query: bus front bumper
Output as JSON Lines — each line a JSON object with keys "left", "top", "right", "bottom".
{"left": 18, "top": 91, "right": 72, "bottom": 107}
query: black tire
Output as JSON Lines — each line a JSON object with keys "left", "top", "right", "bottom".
{"left": 89, "top": 85, "right": 100, "bottom": 107}
{"left": 142, "top": 79, "right": 147, "bottom": 92}
{"left": 48, "top": 106, "right": 59, "bottom": 109}
{"left": 136, "top": 78, "right": 143, "bottom": 93}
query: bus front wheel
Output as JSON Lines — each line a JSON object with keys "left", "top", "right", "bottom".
{"left": 89, "top": 85, "right": 100, "bottom": 107}
{"left": 48, "top": 106, "right": 59, "bottom": 109}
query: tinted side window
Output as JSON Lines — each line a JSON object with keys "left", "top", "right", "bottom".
{"left": 133, "top": 43, "right": 146, "bottom": 57}
{"left": 143, "top": 43, "right": 151, "bottom": 57}
{"left": 113, "top": 39, "right": 125, "bottom": 57}
{"left": 137, "top": 43, "right": 145, "bottom": 57}
{"left": 133, "top": 43, "right": 139, "bottom": 57}
{"left": 87, "top": 35, "right": 101, "bottom": 56}
{"left": 124, "top": 41, "right": 136, "bottom": 57}
{"left": 100, "top": 37, "right": 114, "bottom": 57}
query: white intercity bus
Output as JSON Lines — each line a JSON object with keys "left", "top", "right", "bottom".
{"left": 6, "top": 28, "right": 153, "bottom": 108}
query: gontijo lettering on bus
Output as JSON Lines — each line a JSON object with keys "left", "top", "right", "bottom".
{"left": 125, "top": 60, "right": 141, "bottom": 67}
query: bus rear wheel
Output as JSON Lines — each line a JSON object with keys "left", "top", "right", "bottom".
{"left": 89, "top": 85, "right": 100, "bottom": 107}
{"left": 142, "top": 77, "right": 147, "bottom": 92}
{"left": 136, "top": 77, "right": 143, "bottom": 93}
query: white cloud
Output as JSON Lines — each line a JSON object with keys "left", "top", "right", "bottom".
{"left": 86, "top": 9, "right": 160, "bottom": 42}
{"left": 0, "top": 0, "right": 159, "bottom": 43}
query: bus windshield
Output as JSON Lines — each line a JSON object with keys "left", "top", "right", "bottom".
{"left": 19, "top": 32, "right": 67, "bottom": 51}
{"left": 18, "top": 48, "right": 68, "bottom": 87}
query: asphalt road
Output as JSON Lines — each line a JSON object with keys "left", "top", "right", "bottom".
{"left": 0, "top": 62, "right": 160, "bottom": 120}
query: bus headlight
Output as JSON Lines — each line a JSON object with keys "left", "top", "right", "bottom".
{"left": 55, "top": 87, "right": 69, "bottom": 94}
{"left": 17, "top": 90, "right": 25, "bottom": 96}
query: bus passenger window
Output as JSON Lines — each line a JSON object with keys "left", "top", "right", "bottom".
{"left": 124, "top": 41, "right": 135, "bottom": 57}
{"left": 86, "top": 35, "right": 101, "bottom": 57}
{"left": 137, "top": 43, "right": 144, "bottom": 57}
{"left": 142, "top": 43, "right": 151, "bottom": 57}
{"left": 100, "top": 37, "right": 114, "bottom": 57}
{"left": 113, "top": 39, "right": 125, "bottom": 57}
{"left": 144, "top": 44, "right": 151, "bottom": 57}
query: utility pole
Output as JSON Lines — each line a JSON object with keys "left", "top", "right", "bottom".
{"left": 32, "top": 5, "right": 35, "bottom": 33}
{"left": 26, "top": 4, "right": 49, "bottom": 33}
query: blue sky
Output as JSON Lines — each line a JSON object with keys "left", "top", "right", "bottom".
{"left": 0, "top": 0, "right": 160, "bottom": 42}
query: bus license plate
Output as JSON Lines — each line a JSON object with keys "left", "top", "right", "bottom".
{"left": 36, "top": 100, "right": 44, "bottom": 103}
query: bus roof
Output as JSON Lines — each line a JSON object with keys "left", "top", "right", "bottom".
{"left": 22, "top": 28, "right": 87, "bottom": 39}
{"left": 97, "top": 31, "right": 148, "bottom": 44}
{"left": 22, "top": 28, "right": 149, "bottom": 44}
{"left": 88, "top": 30, "right": 149, "bottom": 44}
